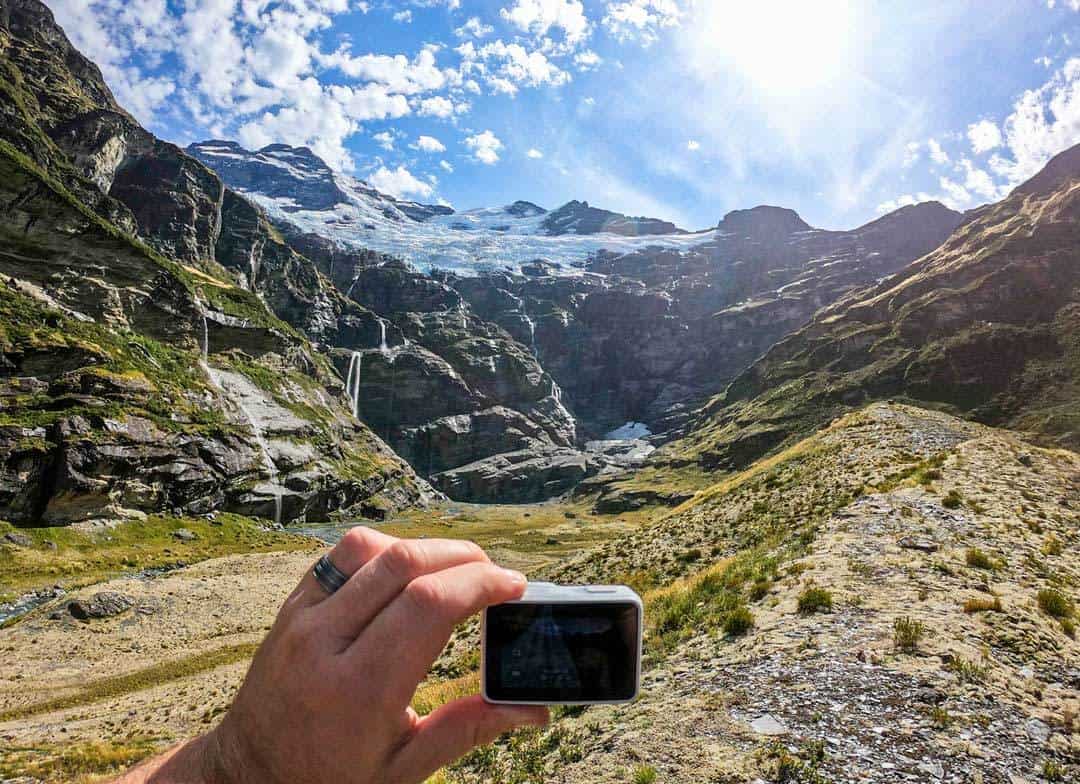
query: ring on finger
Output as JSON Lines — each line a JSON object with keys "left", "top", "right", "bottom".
{"left": 313, "top": 554, "right": 350, "bottom": 595}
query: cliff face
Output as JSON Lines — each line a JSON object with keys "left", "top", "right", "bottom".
{"left": 666, "top": 144, "right": 1080, "bottom": 472}
{"left": 0, "top": 0, "right": 431, "bottom": 526}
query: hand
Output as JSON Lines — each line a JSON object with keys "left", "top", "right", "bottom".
{"left": 115, "top": 528, "right": 549, "bottom": 784}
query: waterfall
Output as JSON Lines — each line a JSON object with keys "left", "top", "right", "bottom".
{"left": 346, "top": 276, "right": 360, "bottom": 298}
{"left": 523, "top": 312, "right": 536, "bottom": 354}
{"left": 345, "top": 351, "right": 363, "bottom": 419}
{"left": 235, "top": 397, "right": 283, "bottom": 526}
{"left": 200, "top": 312, "right": 209, "bottom": 360}
{"left": 378, "top": 317, "right": 389, "bottom": 354}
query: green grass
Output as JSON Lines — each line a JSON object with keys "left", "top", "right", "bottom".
{"left": 797, "top": 586, "right": 833, "bottom": 615}
{"left": 0, "top": 515, "right": 314, "bottom": 602}
{"left": 893, "top": 616, "right": 925, "bottom": 653}
{"left": 964, "top": 548, "right": 999, "bottom": 571}
{"left": 633, "top": 765, "right": 658, "bottom": 784}
{"left": 0, "top": 643, "right": 258, "bottom": 723}
{"left": 1036, "top": 588, "right": 1074, "bottom": 619}
{"left": 0, "top": 735, "right": 164, "bottom": 783}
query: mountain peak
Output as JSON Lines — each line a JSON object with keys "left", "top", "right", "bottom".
{"left": 718, "top": 205, "right": 812, "bottom": 236}
{"left": 1012, "top": 141, "right": 1080, "bottom": 197}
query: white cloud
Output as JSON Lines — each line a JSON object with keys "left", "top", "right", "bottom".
{"left": 454, "top": 16, "right": 494, "bottom": 38}
{"left": 457, "top": 39, "right": 571, "bottom": 96}
{"left": 393, "top": 9, "right": 413, "bottom": 23}
{"left": 927, "top": 138, "right": 949, "bottom": 165}
{"left": 440, "top": 159, "right": 455, "bottom": 172}
{"left": 573, "top": 49, "right": 601, "bottom": 70}
{"left": 368, "top": 165, "right": 435, "bottom": 199}
{"left": 686, "top": 139, "right": 700, "bottom": 151}
{"left": 902, "top": 141, "right": 921, "bottom": 169}
{"left": 602, "top": 0, "right": 681, "bottom": 46}
{"left": 967, "top": 119, "right": 1003, "bottom": 154}
{"left": 500, "top": 0, "right": 591, "bottom": 46}
{"left": 47, "top": 0, "right": 468, "bottom": 174}
{"left": 373, "top": 130, "right": 398, "bottom": 150}
{"left": 527, "top": 147, "right": 544, "bottom": 158}
{"left": 414, "top": 135, "right": 447, "bottom": 153}
{"left": 416, "top": 95, "right": 469, "bottom": 117}
{"left": 465, "top": 130, "right": 504, "bottom": 164}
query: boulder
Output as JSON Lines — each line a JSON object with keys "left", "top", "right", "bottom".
{"left": 68, "top": 592, "right": 134, "bottom": 620}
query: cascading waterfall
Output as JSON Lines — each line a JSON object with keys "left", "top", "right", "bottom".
{"left": 345, "top": 351, "right": 363, "bottom": 419}
{"left": 234, "top": 397, "right": 283, "bottom": 526}
{"left": 200, "top": 312, "right": 209, "bottom": 360}
{"left": 523, "top": 312, "right": 536, "bottom": 354}
{"left": 346, "top": 275, "right": 360, "bottom": 299}
{"left": 378, "top": 317, "right": 389, "bottom": 353}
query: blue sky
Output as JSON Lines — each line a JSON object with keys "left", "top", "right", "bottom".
{"left": 46, "top": 0, "right": 1080, "bottom": 230}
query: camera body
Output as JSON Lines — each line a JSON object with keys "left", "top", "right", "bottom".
{"left": 481, "top": 582, "right": 643, "bottom": 705}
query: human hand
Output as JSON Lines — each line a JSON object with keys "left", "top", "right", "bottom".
{"left": 116, "top": 528, "right": 548, "bottom": 784}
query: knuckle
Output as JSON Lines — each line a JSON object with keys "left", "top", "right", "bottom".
{"left": 383, "top": 540, "right": 424, "bottom": 582}
{"left": 341, "top": 526, "right": 374, "bottom": 555}
{"left": 404, "top": 575, "right": 447, "bottom": 614}
{"left": 463, "top": 539, "right": 487, "bottom": 562}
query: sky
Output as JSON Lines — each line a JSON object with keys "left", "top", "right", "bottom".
{"left": 44, "top": 0, "right": 1080, "bottom": 231}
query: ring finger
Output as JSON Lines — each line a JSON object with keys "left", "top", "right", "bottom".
{"left": 286, "top": 526, "right": 399, "bottom": 611}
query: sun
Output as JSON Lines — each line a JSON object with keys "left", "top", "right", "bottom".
{"left": 683, "top": 1, "right": 860, "bottom": 96}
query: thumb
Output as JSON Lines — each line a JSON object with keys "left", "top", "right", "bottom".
{"left": 390, "top": 695, "right": 549, "bottom": 783}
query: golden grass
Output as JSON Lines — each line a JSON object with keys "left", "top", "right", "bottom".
{"left": 0, "top": 643, "right": 257, "bottom": 723}
{"left": 411, "top": 672, "right": 481, "bottom": 717}
{"left": 0, "top": 737, "right": 163, "bottom": 783}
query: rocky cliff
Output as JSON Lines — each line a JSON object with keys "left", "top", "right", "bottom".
{"left": 0, "top": 0, "right": 431, "bottom": 526}
{"left": 665, "top": 143, "right": 1080, "bottom": 474}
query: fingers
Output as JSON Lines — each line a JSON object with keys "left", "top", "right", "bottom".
{"left": 389, "top": 695, "right": 549, "bottom": 783}
{"left": 353, "top": 560, "right": 527, "bottom": 704}
{"left": 317, "top": 538, "right": 491, "bottom": 644}
{"left": 286, "top": 526, "right": 398, "bottom": 610}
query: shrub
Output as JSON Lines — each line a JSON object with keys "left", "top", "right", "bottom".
{"left": 1042, "top": 536, "right": 1063, "bottom": 556}
{"left": 1043, "top": 760, "right": 1064, "bottom": 782}
{"left": 965, "top": 548, "right": 996, "bottom": 570}
{"left": 797, "top": 586, "right": 833, "bottom": 615}
{"left": 942, "top": 490, "right": 963, "bottom": 509}
{"left": 963, "top": 596, "right": 1003, "bottom": 614}
{"left": 1037, "top": 588, "right": 1074, "bottom": 619}
{"left": 948, "top": 657, "right": 988, "bottom": 683}
{"left": 893, "top": 616, "right": 925, "bottom": 653}
{"left": 633, "top": 764, "right": 658, "bottom": 784}
{"left": 722, "top": 606, "right": 754, "bottom": 637}
{"left": 1062, "top": 618, "right": 1076, "bottom": 639}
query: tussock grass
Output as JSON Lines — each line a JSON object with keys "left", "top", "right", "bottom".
{"left": 0, "top": 643, "right": 257, "bottom": 723}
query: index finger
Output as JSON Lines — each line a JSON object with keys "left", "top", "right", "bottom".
{"left": 349, "top": 561, "right": 527, "bottom": 706}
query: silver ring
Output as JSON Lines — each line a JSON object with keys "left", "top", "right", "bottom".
{"left": 313, "top": 554, "right": 350, "bottom": 595}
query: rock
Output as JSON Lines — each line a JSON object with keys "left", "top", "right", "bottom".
{"left": 3, "top": 532, "right": 33, "bottom": 547}
{"left": 172, "top": 528, "right": 198, "bottom": 542}
{"left": 430, "top": 447, "right": 595, "bottom": 504}
{"left": 67, "top": 592, "right": 134, "bottom": 620}
{"left": 1024, "top": 718, "right": 1050, "bottom": 744}
{"left": 898, "top": 536, "right": 940, "bottom": 553}
{"left": 749, "top": 714, "right": 789, "bottom": 736}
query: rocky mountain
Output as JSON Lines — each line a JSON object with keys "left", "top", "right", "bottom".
{"left": 539, "top": 199, "right": 682, "bottom": 236}
{"left": 0, "top": 0, "right": 432, "bottom": 525}
{"left": 663, "top": 143, "right": 1080, "bottom": 475}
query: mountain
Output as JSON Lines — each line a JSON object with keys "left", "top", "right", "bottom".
{"left": 663, "top": 143, "right": 1080, "bottom": 474}
{"left": 539, "top": 199, "right": 683, "bottom": 236}
{"left": 189, "top": 140, "right": 714, "bottom": 274}
{"left": 0, "top": 0, "right": 431, "bottom": 524}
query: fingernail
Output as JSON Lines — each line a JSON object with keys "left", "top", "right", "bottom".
{"left": 502, "top": 568, "right": 526, "bottom": 586}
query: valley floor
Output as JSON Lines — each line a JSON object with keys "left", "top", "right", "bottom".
{"left": 0, "top": 404, "right": 1077, "bottom": 784}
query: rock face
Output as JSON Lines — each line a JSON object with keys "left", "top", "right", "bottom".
{"left": 449, "top": 201, "right": 963, "bottom": 438}
{"left": 670, "top": 143, "right": 1080, "bottom": 472}
{"left": 540, "top": 200, "right": 682, "bottom": 236}
{"left": 0, "top": 0, "right": 431, "bottom": 525}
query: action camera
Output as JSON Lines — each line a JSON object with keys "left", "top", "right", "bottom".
{"left": 481, "top": 582, "right": 643, "bottom": 705}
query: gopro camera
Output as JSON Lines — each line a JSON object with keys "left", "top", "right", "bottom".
{"left": 481, "top": 582, "right": 643, "bottom": 705}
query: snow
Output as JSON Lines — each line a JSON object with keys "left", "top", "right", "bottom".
{"left": 244, "top": 173, "right": 720, "bottom": 277}
{"left": 604, "top": 421, "right": 652, "bottom": 440}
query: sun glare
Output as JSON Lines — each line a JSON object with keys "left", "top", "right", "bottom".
{"left": 686, "top": 1, "right": 859, "bottom": 95}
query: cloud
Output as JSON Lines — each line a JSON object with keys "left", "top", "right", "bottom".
{"left": 967, "top": 119, "right": 1003, "bottom": 154}
{"left": 457, "top": 40, "right": 571, "bottom": 96}
{"left": 573, "top": 49, "right": 601, "bottom": 70}
{"left": 417, "top": 95, "right": 469, "bottom": 117}
{"left": 414, "top": 135, "right": 447, "bottom": 153}
{"left": 500, "top": 0, "right": 591, "bottom": 46}
{"left": 393, "top": 10, "right": 413, "bottom": 23}
{"left": 368, "top": 165, "right": 436, "bottom": 199}
{"left": 373, "top": 130, "right": 398, "bottom": 150}
{"left": 686, "top": 139, "right": 700, "bottom": 151}
{"left": 602, "top": 0, "right": 681, "bottom": 46}
{"left": 454, "top": 16, "right": 494, "bottom": 38}
{"left": 440, "top": 159, "right": 454, "bottom": 172}
{"left": 927, "top": 138, "right": 949, "bottom": 165}
{"left": 48, "top": 0, "right": 465, "bottom": 173}
{"left": 527, "top": 147, "right": 544, "bottom": 158}
{"left": 465, "top": 130, "right": 504, "bottom": 164}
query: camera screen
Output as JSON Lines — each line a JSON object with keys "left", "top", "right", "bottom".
{"left": 484, "top": 601, "right": 640, "bottom": 703}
